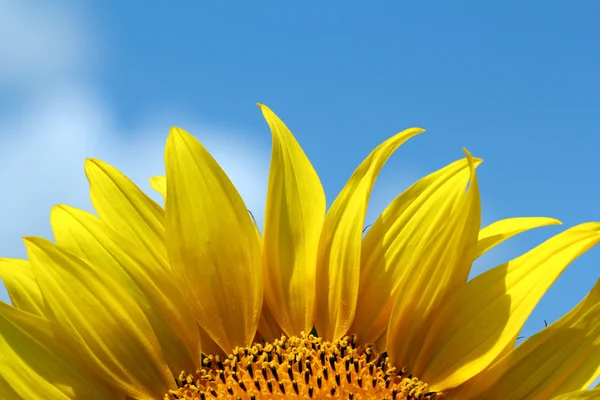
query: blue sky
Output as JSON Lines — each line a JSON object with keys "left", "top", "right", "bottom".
{"left": 1, "top": 1, "right": 599, "bottom": 342}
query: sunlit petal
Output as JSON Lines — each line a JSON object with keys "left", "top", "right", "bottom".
{"left": 452, "top": 278, "right": 600, "bottom": 399}
{"left": 51, "top": 204, "right": 201, "bottom": 375}
{"left": 386, "top": 150, "right": 481, "bottom": 371}
{"left": 0, "top": 302, "right": 118, "bottom": 399}
{"left": 149, "top": 175, "right": 167, "bottom": 202}
{"left": 418, "top": 225, "right": 600, "bottom": 391}
{"left": 25, "top": 237, "right": 174, "bottom": 398}
{"left": 315, "top": 127, "right": 424, "bottom": 340}
{"left": 477, "top": 216, "right": 562, "bottom": 258}
{"left": 259, "top": 104, "right": 326, "bottom": 336}
{"left": 0, "top": 258, "right": 45, "bottom": 317}
{"left": 165, "top": 127, "right": 262, "bottom": 352}
{"left": 354, "top": 157, "right": 479, "bottom": 344}
{"left": 85, "top": 159, "right": 167, "bottom": 266}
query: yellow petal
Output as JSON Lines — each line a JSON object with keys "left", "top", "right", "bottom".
{"left": 51, "top": 204, "right": 201, "bottom": 375}
{"left": 197, "top": 326, "right": 226, "bottom": 366}
{"left": 165, "top": 127, "right": 262, "bottom": 352}
{"left": 386, "top": 150, "right": 481, "bottom": 371}
{"left": 50, "top": 206, "right": 147, "bottom": 292}
{"left": 149, "top": 175, "right": 167, "bottom": 201}
{"left": 454, "top": 278, "right": 600, "bottom": 400}
{"left": 249, "top": 199, "right": 283, "bottom": 343}
{"left": 417, "top": 224, "right": 600, "bottom": 391}
{"left": 0, "top": 375, "right": 19, "bottom": 400}
{"left": 85, "top": 158, "right": 167, "bottom": 266}
{"left": 552, "top": 389, "right": 600, "bottom": 400}
{"left": 0, "top": 258, "right": 45, "bottom": 317}
{"left": 314, "top": 127, "right": 424, "bottom": 340}
{"left": 353, "top": 157, "right": 480, "bottom": 344}
{"left": 24, "top": 237, "right": 175, "bottom": 398}
{"left": 477, "top": 217, "right": 562, "bottom": 258}
{"left": 259, "top": 104, "right": 326, "bottom": 336}
{"left": 0, "top": 301, "right": 118, "bottom": 399}
{"left": 256, "top": 300, "right": 285, "bottom": 343}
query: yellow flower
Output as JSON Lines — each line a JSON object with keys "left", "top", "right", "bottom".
{"left": 0, "top": 104, "right": 599, "bottom": 400}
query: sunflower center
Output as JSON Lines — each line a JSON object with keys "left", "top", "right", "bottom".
{"left": 164, "top": 334, "right": 440, "bottom": 399}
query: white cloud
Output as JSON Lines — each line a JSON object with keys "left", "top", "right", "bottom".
{"left": 0, "top": 0, "right": 95, "bottom": 91}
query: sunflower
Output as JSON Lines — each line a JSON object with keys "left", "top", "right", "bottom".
{"left": 0, "top": 104, "right": 599, "bottom": 400}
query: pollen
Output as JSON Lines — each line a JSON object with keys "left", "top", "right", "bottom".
{"left": 164, "top": 333, "right": 440, "bottom": 400}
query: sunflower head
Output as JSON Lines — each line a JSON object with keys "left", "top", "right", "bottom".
{"left": 0, "top": 105, "right": 599, "bottom": 400}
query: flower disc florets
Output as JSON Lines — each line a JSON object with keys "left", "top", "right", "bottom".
{"left": 166, "top": 334, "right": 439, "bottom": 400}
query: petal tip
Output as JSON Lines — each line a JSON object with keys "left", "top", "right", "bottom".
{"left": 22, "top": 236, "right": 45, "bottom": 250}
{"left": 84, "top": 158, "right": 107, "bottom": 174}
{"left": 167, "top": 127, "right": 194, "bottom": 146}
{"left": 257, "top": 103, "right": 276, "bottom": 119}
{"left": 549, "top": 218, "right": 563, "bottom": 226}
{"left": 462, "top": 148, "right": 484, "bottom": 166}
{"left": 50, "top": 204, "right": 73, "bottom": 217}
{"left": 84, "top": 158, "right": 97, "bottom": 168}
{"left": 400, "top": 127, "right": 426, "bottom": 137}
